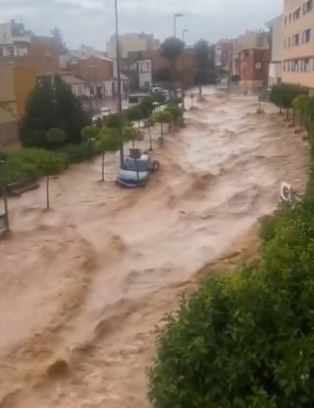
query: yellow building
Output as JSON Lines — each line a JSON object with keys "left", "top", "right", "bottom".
{"left": 0, "top": 21, "right": 59, "bottom": 119}
{"left": 282, "top": 0, "right": 314, "bottom": 89}
{"left": 0, "top": 63, "right": 36, "bottom": 118}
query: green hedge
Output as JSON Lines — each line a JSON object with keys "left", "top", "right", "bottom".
{"left": 149, "top": 99, "right": 314, "bottom": 406}
{"left": 61, "top": 143, "right": 96, "bottom": 163}
{"left": 1, "top": 148, "right": 69, "bottom": 184}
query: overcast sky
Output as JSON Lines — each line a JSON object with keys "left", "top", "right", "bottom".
{"left": 0, "top": 0, "right": 283, "bottom": 50}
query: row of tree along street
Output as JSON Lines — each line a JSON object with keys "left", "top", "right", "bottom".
{"left": 0, "top": 33, "right": 221, "bottom": 223}
{"left": 0, "top": 73, "right": 183, "bottom": 212}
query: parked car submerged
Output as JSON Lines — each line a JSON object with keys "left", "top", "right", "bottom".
{"left": 116, "top": 149, "right": 160, "bottom": 188}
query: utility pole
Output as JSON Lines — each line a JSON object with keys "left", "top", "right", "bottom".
{"left": 114, "top": 0, "right": 124, "bottom": 167}
{"left": 182, "top": 28, "right": 189, "bottom": 43}
{"left": 173, "top": 13, "right": 183, "bottom": 38}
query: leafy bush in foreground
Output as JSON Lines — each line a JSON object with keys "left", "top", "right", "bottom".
{"left": 149, "top": 204, "right": 314, "bottom": 407}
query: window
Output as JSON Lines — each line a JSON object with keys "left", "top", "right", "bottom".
{"left": 140, "top": 61, "right": 150, "bottom": 73}
{"left": 288, "top": 37, "right": 291, "bottom": 48}
{"left": 293, "top": 7, "right": 301, "bottom": 20}
{"left": 304, "top": 59, "right": 310, "bottom": 72}
{"left": 304, "top": 0, "right": 313, "bottom": 14}
{"left": 285, "top": 16, "right": 288, "bottom": 25}
{"left": 292, "top": 33, "right": 300, "bottom": 46}
{"left": 289, "top": 13, "right": 292, "bottom": 22}
{"left": 302, "top": 29, "right": 311, "bottom": 43}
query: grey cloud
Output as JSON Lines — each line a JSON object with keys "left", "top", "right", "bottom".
{"left": 0, "top": 0, "right": 283, "bottom": 49}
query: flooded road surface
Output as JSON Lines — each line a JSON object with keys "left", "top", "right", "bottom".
{"left": 0, "top": 89, "right": 309, "bottom": 407}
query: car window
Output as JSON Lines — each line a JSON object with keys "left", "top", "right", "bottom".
{"left": 123, "top": 159, "right": 148, "bottom": 172}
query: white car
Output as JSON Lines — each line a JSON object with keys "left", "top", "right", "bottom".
{"left": 92, "top": 107, "right": 112, "bottom": 125}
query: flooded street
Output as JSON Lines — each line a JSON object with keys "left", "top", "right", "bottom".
{"left": 0, "top": 89, "right": 309, "bottom": 407}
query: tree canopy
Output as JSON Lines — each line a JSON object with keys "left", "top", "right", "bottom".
{"left": 20, "top": 76, "right": 88, "bottom": 148}
{"left": 194, "top": 40, "right": 216, "bottom": 84}
{"left": 161, "top": 37, "right": 185, "bottom": 63}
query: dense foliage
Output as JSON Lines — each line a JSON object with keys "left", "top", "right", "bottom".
{"left": 149, "top": 95, "right": 314, "bottom": 407}
{"left": 194, "top": 40, "right": 216, "bottom": 85}
{"left": 161, "top": 37, "right": 185, "bottom": 63}
{"left": 20, "top": 75, "right": 88, "bottom": 148}
{"left": 270, "top": 83, "right": 307, "bottom": 114}
{"left": 1, "top": 148, "right": 69, "bottom": 185}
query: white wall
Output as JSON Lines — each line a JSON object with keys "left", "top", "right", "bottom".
{"left": 138, "top": 59, "right": 152, "bottom": 90}
{"left": 270, "top": 15, "right": 283, "bottom": 62}
{"left": 269, "top": 62, "right": 283, "bottom": 85}
{"left": 107, "top": 33, "right": 159, "bottom": 59}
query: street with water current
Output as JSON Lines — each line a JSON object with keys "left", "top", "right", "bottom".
{"left": 0, "top": 88, "right": 309, "bottom": 407}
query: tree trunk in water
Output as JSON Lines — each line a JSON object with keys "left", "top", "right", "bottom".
{"left": 101, "top": 152, "right": 105, "bottom": 182}
{"left": 135, "top": 159, "right": 139, "bottom": 182}
{"left": 149, "top": 126, "right": 153, "bottom": 151}
{"left": 2, "top": 184, "right": 9, "bottom": 230}
{"left": 46, "top": 175, "right": 50, "bottom": 210}
{"left": 293, "top": 109, "right": 296, "bottom": 126}
{"left": 286, "top": 108, "right": 289, "bottom": 120}
{"left": 280, "top": 106, "right": 282, "bottom": 115}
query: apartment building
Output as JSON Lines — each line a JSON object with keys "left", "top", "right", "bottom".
{"left": 233, "top": 31, "right": 269, "bottom": 75}
{"left": 107, "top": 32, "right": 160, "bottom": 59}
{"left": 0, "top": 21, "right": 59, "bottom": 119}
{"left": 215, "top": 40, "right": 234, "bottom": 73}
{"left": 283, "top": 0, "right": 314, "bottom": 89}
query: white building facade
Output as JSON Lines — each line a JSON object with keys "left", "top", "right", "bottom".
{"left": 267, "top": 15, "right": 284, "bottom": 86}
{"left": 0, "top": 21, "right": 31, "bottom": 57}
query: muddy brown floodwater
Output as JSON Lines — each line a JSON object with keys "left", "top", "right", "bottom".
{"left": 0, "top": 89, "right": 309, "bottom": 407}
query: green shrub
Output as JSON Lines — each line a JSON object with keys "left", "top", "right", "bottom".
{"left": 61, "top": 143, "right": 96, "bottom": 163}
{"left": 2, "top": 148, "right": 69, "bottom": 184}
{"left": 150, "top": 209, "right": 314, "bottom": 406}
{"left": 45, "top": 128, "right": 67, "bottom": 149}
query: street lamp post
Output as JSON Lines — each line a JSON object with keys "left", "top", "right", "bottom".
{"left": 114, "top": 0, "right": 124, "bottom": 167}
{"left": 182, "top": 28, "right": 189, "bottom": 43}
{"left": 173, "top": 13, "right": 183, "bottom": 38}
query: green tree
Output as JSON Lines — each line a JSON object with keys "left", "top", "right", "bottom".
{"left": 270, "top": 83, "right": 306, "bottom": 118}
{"left": 96, "top": 128, "right": 119, "bottom": 182}
{"left": 145, "top": 116, "right": 156, "bottom": 151}
{"left": 292, "top": 94, "right": 310, "bottom": 127}
{"left": 161, "top": 37, "right": 185, "bottom": 92}
{"left": 194, "top": 39, "right": 215, "bottom": 86}
{"left": 36, "top": 151, "right": 68, "bottom": 209}
{"left": 45, "top": 128, "right": 66, "bottom": 149}
{"left": 155, "top": 110, "right": 173, "bottom": 142}
{"left": 20, "top": 77, "right": 56, "bottom": 147}
{"left": 123, "top": 124, "right": 138, "bottom": 148}
{"left": 20, "top": 76, "right": 88, "bottom": 148}
{"left": 54, "top": 75, "right": 88, "bottom": 144}
{"left": 83, "top": 126, "right": 119, "bottom": 181}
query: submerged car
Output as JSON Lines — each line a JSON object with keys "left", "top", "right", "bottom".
{"left": 116, "top": 150, "right": 160, "bottom": 188}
